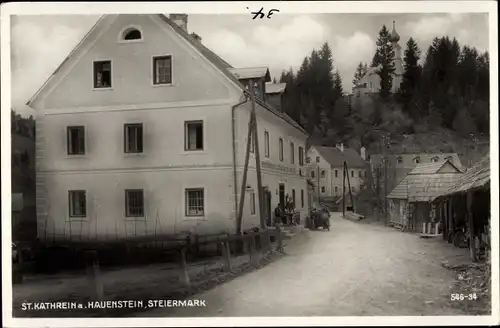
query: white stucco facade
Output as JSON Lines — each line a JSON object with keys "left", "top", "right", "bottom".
{"left": 30, "top": 14, "right": 308, "bottom": 241}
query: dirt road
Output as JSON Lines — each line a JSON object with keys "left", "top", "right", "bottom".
{"left": 138, "top": 213, "right": 474, "bottom": 317}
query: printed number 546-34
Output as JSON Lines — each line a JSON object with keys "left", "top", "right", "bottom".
{"left": 451, "top": 293, "right": 477, "bottom": 301}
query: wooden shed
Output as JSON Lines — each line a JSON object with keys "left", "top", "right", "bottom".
{"left": 387, "top": 160, "right": 463, "bottom": 232}
{"left": 432, "top": 155, "right": 490, "bottom": 261}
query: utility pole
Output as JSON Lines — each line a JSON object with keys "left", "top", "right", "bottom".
{"left": 235, "top": 79, "right": 265, "bottom": 233}
{"left": 317, "top": 165, "right": 320, "bottom": 204}
{"left": 384, "top": 160, "right": 388, "bottom": 226}
{"left": 345, "top": 161, "right": 354, "bottom": 213}
{"left": 342, "top": 162, "right": 346, "bottom": 217}
{"left": 251, "top": 80, "right": 265, "bottom": 230}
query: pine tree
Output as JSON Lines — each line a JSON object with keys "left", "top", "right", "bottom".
{"left": 373, "top": 25, "right": 395, "bottom": 99}
{"left": 399, "top": 37, "right": 422, "bottom": 117}
{"left": 333, "top": 70, "right": 344, "bottom": 100}
{"left": 352, "top": 62, "right": 368, "bottom": 88}
{"left": 272, "top": 77, "right": 278, "bottom": 84}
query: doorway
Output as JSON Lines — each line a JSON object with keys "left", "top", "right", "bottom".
{"left": 279, "top": 184, "right": 285, "bottom": 211}
{"left": 264, "top": 187, "right": 272, "bottom": 226}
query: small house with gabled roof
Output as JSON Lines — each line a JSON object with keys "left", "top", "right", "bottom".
{"left": 306, "top": 143, "right": 368, "bottom": 203}
{"left": 387, "top": 160, "right": 462, "bottom": 232}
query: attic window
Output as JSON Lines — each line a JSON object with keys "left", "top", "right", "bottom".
{"left": 413, "top": 157, "right": 420, "bottom": 164}
{"left": 396, "top": 156, "right": 403, "bottom": 165}
{"left": 123, "top": 28, "right": 142, "bottom": 40}
{"left": 431, "top": 156, "right": 439, "bottom": 163}
{"left": 445, "top": 156, "right": 453, "bottom": 162}
{"left": 93, "top": 61, "right": 111, "bottom": 88}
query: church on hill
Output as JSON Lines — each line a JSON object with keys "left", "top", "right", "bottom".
{"left": 353, "top": 21, "right": 404, "bottom": 96}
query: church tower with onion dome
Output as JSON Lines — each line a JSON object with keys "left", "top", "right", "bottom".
{"left": 390, "top": 20, "right": 404, "bottom": 93}
{"left": 352, "top": 20, "right": 405, "bottom": 95}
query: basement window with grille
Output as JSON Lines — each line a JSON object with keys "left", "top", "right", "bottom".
{"left": 186, "top": 188, "right": 205, "bottom": 217}
{"left": 125, "top": 189, "right": 144, "bottom": 217}
{"left": 69, "top": 190, "right": 87, "bottom": 218}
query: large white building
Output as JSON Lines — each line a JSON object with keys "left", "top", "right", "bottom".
{"left": 353, "top": 21, "right": 404, "bottom": 96}
{"left": 29, "top": 14, "right": 309, "bottom": 241}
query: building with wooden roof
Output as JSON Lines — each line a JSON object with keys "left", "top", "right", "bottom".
{"left": 387, "top": 160, "right": 462, "bottom": 232}
{"left": 431, "top": 155, "right": 490, "bottom": 260}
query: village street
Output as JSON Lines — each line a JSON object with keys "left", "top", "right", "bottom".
{"left": 139, "top": 213, "right": 470, "bottom": 317}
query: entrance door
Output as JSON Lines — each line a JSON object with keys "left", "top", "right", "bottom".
{"left": 264, "top": 188, "right": 272, "bottom": 226}
{"left": 279, "top": 184, "right": 285, "bottom": 211}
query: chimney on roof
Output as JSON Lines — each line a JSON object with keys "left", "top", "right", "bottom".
{"left": 170, "top": 14, "right": 188, "bottom": 32}
{"left": 360, "top": 146, "right": 366, "bottom": 160}
{"left": 190, "top": 32, "right": 202, "bottom": 43}
{"left": 336, "top": 143, "right": 344, "bottom": 152}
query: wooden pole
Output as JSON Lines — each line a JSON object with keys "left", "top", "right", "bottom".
{"left": 220, "top": 241, "right": 232, "bottom": 272}
{"left": 235, "top": 105, "right": 255, "bottom": 235}
{"left": 250, "top": 80, "right": 265, "bottom": 230}
{"left": 179, "top": 247, "right": 191, "bottom": 287}
{"left": 384, "top": 158, "right": 388, "bottom": 226}
{"left": 345, "top": 162, "right": 354, "bottom": 212}
{"left": 466, "top": 191, "right": 477, "bottom": 262}
{"left": 85, "top": 250, "right": 104, "bottom": 301}
{"left": 376, "top": 167, "right": 380, "bottom": 221}
{"left": 448, "top": 196, "right": 454, "bottom": 243}
{"left": 342, "top": 163, "right": 346, "bottom": 217}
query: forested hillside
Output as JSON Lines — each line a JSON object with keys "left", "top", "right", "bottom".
{"left": 277, "top": 25, "right": 490, "bottom": 164}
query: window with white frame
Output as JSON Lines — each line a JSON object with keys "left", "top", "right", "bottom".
{"left": 321, "top": 170, "right": 325, "bottom": 178}
{"left": 290, "top": 142, "right": 295, "bottom": 164}
{"left": 335, "top": 186, "right": 338, "bottom": 195}
{"left": 124, "top": 123, "right": 143, "bottom": 153}
{"left": 279, "top": 138, "right": 284, "bottom": 161}
{"left": 93, "top": 61, "right": 111, "bottom": 88}
{"left": 351, "top": 170, "right": 354, "bottom": 178}
{"left": 153, "top": 56, "right": 172, "bottom": 85}
{"left": 264, "top": 131, "right": 270, "bottom": 157}
{"left": 186, "top": 188, "right": 205, "bottom": 216}
{"left": 358, "top": 170, "right": 362, "bottom": 178}
{"left": 250, "top": 191, "right": 256, "bottom": 215}
{"left": 316, "top": 156, "right": 320, "bottom": 163}
{"left": 335, "top": 169, "right": 338, "bottom": 178}
{"left": 301, "top": 190, "right": 304, "bottom": 208}
{"left": 311, "top": 170, "right": 315, "bottom": 178}
{"left": 125, "top": 189, "right": 144, "bottom": 217}
{"left": 321, "top": 186, "right": 325, "bottom": 193}
{"left": 69, "top": 190, "right": 86, "bottom": 217}
{"left": 67, "top": 126, "right": 85, "bottom": 155}
{"left": 185, "top": 121, "right": 203, "bottom": 151}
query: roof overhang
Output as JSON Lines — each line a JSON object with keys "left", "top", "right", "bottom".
{"left": 229, "top": 67, "right": 271, "bottom": 82}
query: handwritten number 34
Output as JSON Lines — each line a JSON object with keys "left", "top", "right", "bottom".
{"left": 250, "top": 7, "right": 280, "bottom": 19}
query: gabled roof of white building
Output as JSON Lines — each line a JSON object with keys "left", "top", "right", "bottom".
{"left": 228, "top": 67, "right": 271, "bottom": 81}
{"left": 27, "top": 14, "right": 307, "bottom": 136}
{"left": 313, "top": 146, "right": 367, "bottom": 168}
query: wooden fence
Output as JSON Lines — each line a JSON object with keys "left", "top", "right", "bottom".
{"left": 13, "top": 227, "right": 285, "bottom": 304}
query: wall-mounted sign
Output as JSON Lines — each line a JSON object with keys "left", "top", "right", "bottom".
{"left": 261, "top": 162, "right": 297, "bottom": 174}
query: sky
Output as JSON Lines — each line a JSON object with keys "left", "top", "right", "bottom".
{"left": 10, "top": 13, "right": 489, "bottom": 116}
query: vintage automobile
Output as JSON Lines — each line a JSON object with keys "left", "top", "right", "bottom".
{"left": 307, "top": 208, "right": 331, "bottom": 231}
